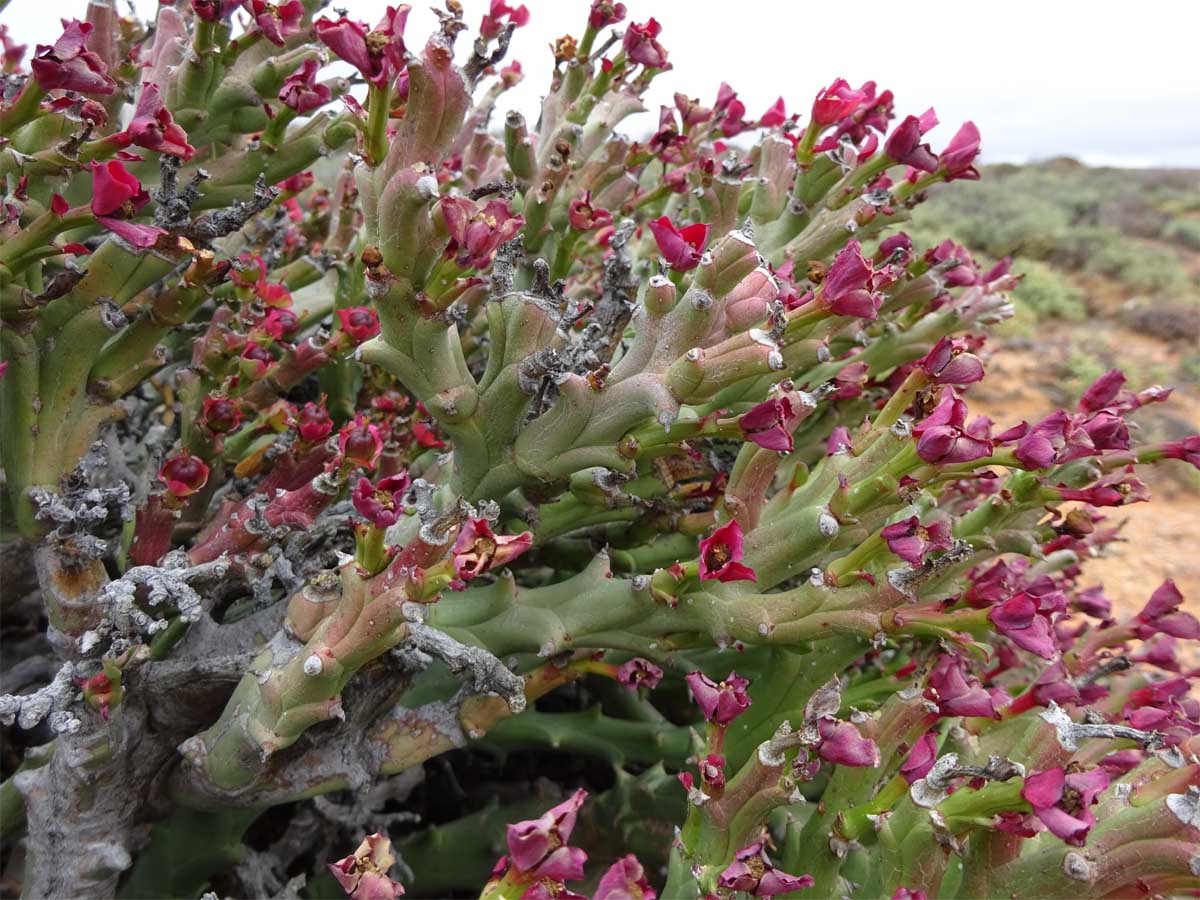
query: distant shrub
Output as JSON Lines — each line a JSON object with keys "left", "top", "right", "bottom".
{"left": 1163, "top": 217, "right": 1200, "bottom": 251}
{"left": 1084, "top": 240, "right": 1193, "bottom": 294}
{"left": 1012, "top": 260, "right": 1087, "bottom": 321}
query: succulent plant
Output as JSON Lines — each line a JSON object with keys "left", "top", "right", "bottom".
{"left": 1, "top": 2, "right": 1198, "bottom": 898}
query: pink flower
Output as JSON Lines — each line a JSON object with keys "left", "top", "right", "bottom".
{"left": 245, "top": 0, "right": 303, "bottom": 45}
{"left": 817, "top": 717, "right": 880, "bottom": 767}
{"left": 647, "top": 216, "right": 709, "bottom": 271}
{"left": 297, "top": 400, "right": 334, "bottom": 443}
{"left": 812, "top": 78, "right": 868, "bottom": 126}
{"left": 258, "top": 307, "right": 299, "bottom": 340}
{"left": 999, "top": 410, "right": 1093, "bottom": 469}
{"left": 506, "top": 789, "right": 588, "bottom": 877}
{"left": 1020, "top": 767, "right": 1110, "bottom": 846}
{"left": 190, "top": 0, "right": 242, "bottom": 21}
{"left": 280, "top": 59, "right": 331, "bottom": 113}
{"left": 328, "top": 833, "right": 405, "bottom": 899}
{"left": 685, "top": 670, "right": 751, "bottom": 726}
{"left": 826, "top": 425, "right": 854, "bottom": 456}
{"left": 899, "top": 733, "right": 938, "bottom": 784}
{"left": 698, "top": 519, "right": 757, "bottom": 583}
{"left": 821, "top": 241, "right": 881, "bottom": 319}
{"left": 158, "top": 451, "right": 210, "bottom": 498}
{"left": 452, "top": 518, "right": 533, "bottom": 579}
{"left": 479, "top": 0, "right": 529, "bottom": 40}
{"left": 440, "top": 197, "right": 524, "bottom": 270}
{"left": 987, "top": 592, "right": 1059, "bottom": 660}
{"left": 891, "top": 889, "right": 928, "bottom": 900}
{"left": 201, "top": 396, "right": 243, "bottom": 434}
{"left": 588, "top": 0, "right": 626, "bottom": 29}
{"left": 89, "top": 161, "right": 165, "bottom": 248}
{"left": 718, "top": 843, "right": 814, "bottom": 897}
{"left": 739, "top": 396, "right": 803, "bottom": 452}
{"left": 881, "top": 516, "right": 952, "bottom": 566}
{"left": 926, "top": 654, "right": 997, "bottom": 719}
{"left": 913, "top": 390, "right": 993, "bottom": 465}
{"left": 940, "top": 122, "right": 981, "bottom": 181}
{"left": 315, "top": 6, "right": 408, "bottom": 89}
{"left": 567, "top": 192, "right": 612, "bottom": 232}
{"left": 1134, "top": 580, "right": 1200, "bottom": 641}
{"left": 883, "top": 111, "right": 939, "bottom": 172}
{"left": 616, "top": 658, "right": 663, "bottom": 691}
{"left": 594, "top": 854, "right": 655, "bottom": 900}
{"left": 31, "top": 19, "right": 115, "bottom": 95}
{"left": 622, "top": 18, "right": 668, "bottom": 69}
{"left": 917, "top": 337, "right": 984, "bottom": 385}
{"left": 352, "top": 473, "right": 411, "bottom": 529}
{"left": 337, "top": 307, "right": 381, "bottom": 344}
{"left": 758, "top": 97, "right": 787, "bottom": 127}
{"left": 117, "top": 84, "right": 194, "bottom": 159}
{"left": 699, "top": 753, "right": 726, "bottom": 793}
{"left": 338, "top": 416, "right": 384, "bottom": 469}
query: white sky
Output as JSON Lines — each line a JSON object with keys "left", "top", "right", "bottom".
{"left": 6, "top": 0, "right": 1199, "bottom": 167}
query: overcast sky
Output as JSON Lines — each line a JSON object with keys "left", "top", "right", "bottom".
{"left": 7, "top": 0, "right": 1199, "bottom": 168}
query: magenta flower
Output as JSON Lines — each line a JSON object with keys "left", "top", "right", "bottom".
{"left": 811, "top": 78, "right": 869, "bottom": 126}
{"left": 685, "top": 670, "right": 751, "bottom": 726}
{"left": 1020, "top": 767, "right": 1110, "bottom": 846}
{"left": 452, "top": 518, "right": 533, "bottom": 580}
{"left": 567, "top": 192, "right": 612, "bottom": 232}
{"left": 588, "top": 0, "right": 626, "bottom": 29}
{"left": 913, "top": 390, "right": 993, "bottom": 465}
{"left": 899, "top": 733, "right": 938, "bottom": 784}
{"left": 117, "top": 84, "right": 195, "bottom": 160}
{"left": 987, "top": 592, "right": 1059, "bottom": 660}
{"left": 880, "top": 516, "right": 952, "bottom": 567}
{"left": 647, "top": 216, "right": 710, "bottom": 271}
{"left": 1078, "top": 368, "right": 1127, "bottom": 413}
{"left": 940, "top": 121, "right": 981, "bottom": 181}
{"left": 699, "top": 752, "right": 726, "bottom": 793}
{"left": 917, "top": 337, "right": 984, "bottom": 385}
{"left": 821, "top": 241, "right": 881, "bottom": 319}
{"left": 245, "top": 0, "right": 303, "bottom": 46}
{"left": 89, "top": 161, "right": 166, "bottom": 248}
{"left": 280, "top": 59, "right": 332, "bottom": 113}
{"left": 506, "top": 789, "right": 587, "bottom": 876}
{"left": 718, "top": 843, "right": 814, "bottom": 897}
{"left": 338, "top": 416, "right": 384, "bottom": 469}
{"left": 315, "top": 6, "right": 408, "bottom": 88}
{"left": 615, "top": 658, "right": 663, "bottom": 691}
{"left": 698, "top": 519, "right": 757, "bottom": 583}
{"left": 337, "top": 307, "right": 381, "bottom": 345}
{"left": 594, "top": 854, "right": 655, "bottom": 900}
{"left": 1134, "top": 580, "right": 1200, "bottom": 641}
{"left": 826, "top": 425, "right": 854, "bottom": 455}
{"left": 926, "top": 654, "right": 997, "bottom": 719}
{"left": 31, "top": 19, "right": 115, "bottom": 94}
{"left": 297, "top": 400, "right": 334, "bottom": 443}
{"left": 999, "top": 410, "right": 1094, "bottom": 469}
{"left": 758, "top": 97, "right": 787, "bottom": 127}
{"left": 622, "top": 18, "right": 668, "bottom": 69}
{"left": 739, "top": 396, "right": 802, "bottom": 452}
{"left": 158, "top": 451, "right": 211, "bottom": 499}
{"left": 328, "top": 833, "right": 405, "bottom": 899}
{"left": 352, "top": 474, "right": 411, "bottom": 529}
{"left": 440, "top": 197, "right": 525, "bottom": 270}
{"left": 201, "top": 396, "right": 243, "bottom": 435}
{"left": 817, "top": 717, "right": 881, "bottom": 767}
{"left": 479, "top": 0, "right": 529, "bottom": 40}
{"left": 891, "top": 889, "right": 928, "bottom": 900}
{"left": 883, "top": 111, "right": 939, "bottom": 172}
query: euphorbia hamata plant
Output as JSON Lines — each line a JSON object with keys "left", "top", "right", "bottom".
{"left": 1, "top": 1, "right": 1198, "bottom": 898}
